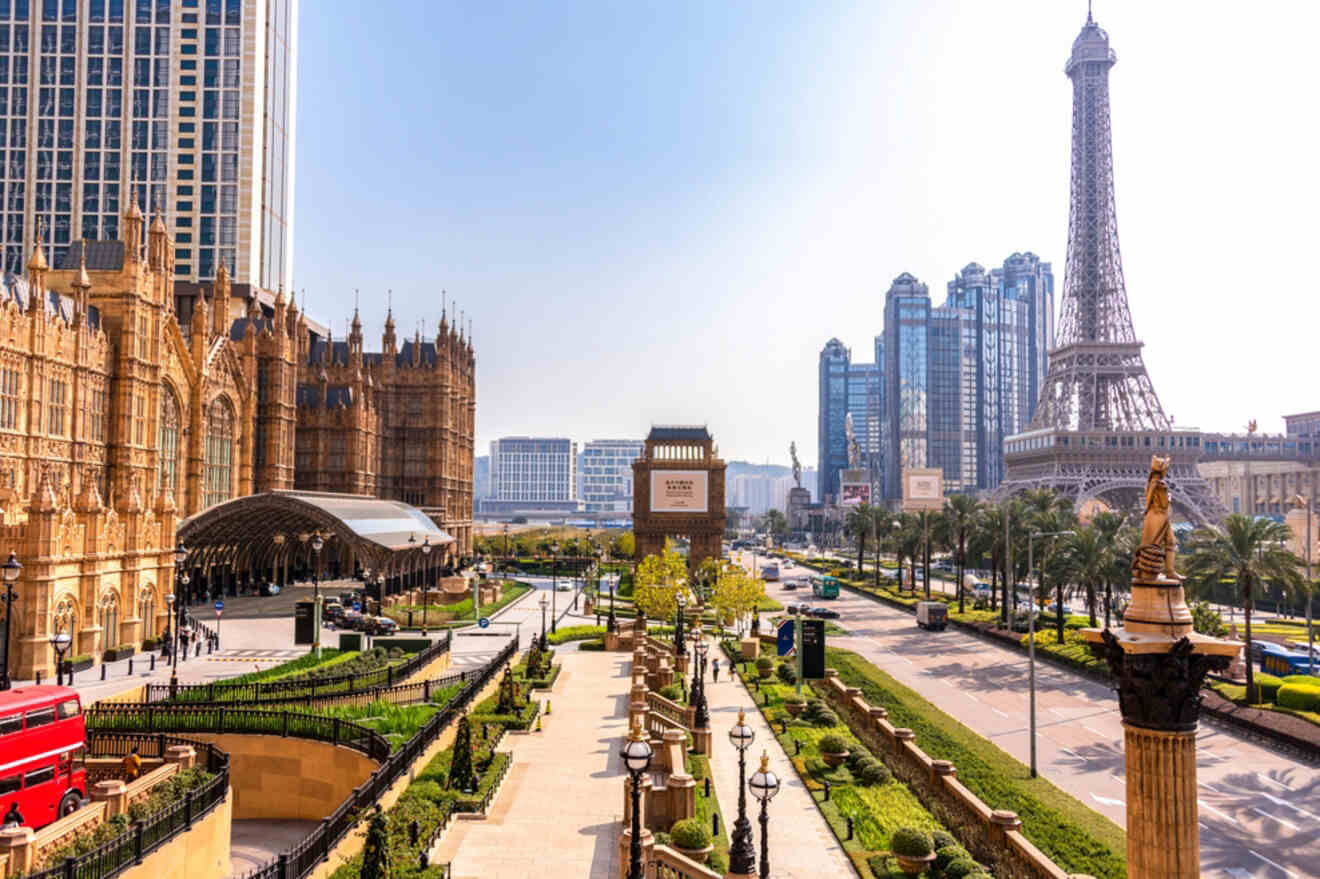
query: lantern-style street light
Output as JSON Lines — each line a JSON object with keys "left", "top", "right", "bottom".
{"left": 748, "top": 750, "right": 781, "bottom": 879}
{"left": 550, "top": 541, "right": 561, "bottom": 634}
{"left": 49, "top": 630, "right": 71, "bottom": 686}
{"left": 620, "top": 717, "right": 655, "bottom": 879}
{"left": 538, "top": 595, "right": 549, "bottom": 650}
{"left": 728, "top": 710, "right": 757, "bottom": 875}
{"left": 0, "top": 553, "right": 21, "bottom": 690}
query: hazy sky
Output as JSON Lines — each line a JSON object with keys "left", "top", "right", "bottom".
{"left": 293, "top": 1, "right": 1320, "bottom": 469}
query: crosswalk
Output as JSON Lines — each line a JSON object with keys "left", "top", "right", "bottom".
{"left": 206, "top": 648, "right": 305, "bottom": 663}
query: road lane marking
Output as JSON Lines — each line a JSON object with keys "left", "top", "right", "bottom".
{"left": 1257, "top": 775, "right": 1293, "bottom": 792}
{"left": 964, "top": 692, "right": 980, "bottom": 702}
{"left": 992, "top": 708, "right": 1009, "bottom": 718}
{"left": 1250, "top": 807, "right": 1299, "bottom": 831}
{"left": 1090, "top": 793, "right": 1123, "bottom": 807}
{"left": 1259, "top": 792, "right": 1318, "bottom": 823}
{"left": 1198, "top": 800, "right": 1234, "bottom": 822}
{"left": 1082, "top": 724, "right": 1107, "bottom": 737}
{"left": 1249, "top": 849, "right": 1298, "bottom": 878}
{"left": 1110, "top": 774, "right": 1124, "bottom": 785}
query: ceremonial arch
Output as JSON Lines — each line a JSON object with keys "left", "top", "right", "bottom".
{"left": 631, "top": 426, "right": 726, "bottom": 570}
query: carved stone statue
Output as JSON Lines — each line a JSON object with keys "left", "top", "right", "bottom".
{"left": 789, "top": 442, "right": 801, "bottom": 488}
{"left": 1131, "top": 455, "right": 1182, "bottom": 582}
{"left": 844, "top": 413, "right": 861, "bottom": 470}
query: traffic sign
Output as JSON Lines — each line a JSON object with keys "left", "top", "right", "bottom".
{"left": 478, "top": 617, "right": 490, "bottom": 629}
{"left": 214, "top": 601, "right": 224, "bottom": 612}
{"left": 352, "top": 602, "right": 361, "bottom": 612}
{"left": 776, "top": 620, "right": 795, "bottom": 657}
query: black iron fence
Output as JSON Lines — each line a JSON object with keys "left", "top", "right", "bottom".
{"left": 26, "top": 733, "right": 229, "bottom": 879}
{"left": 144, "top": 631, "right": 452, "bottom": 704}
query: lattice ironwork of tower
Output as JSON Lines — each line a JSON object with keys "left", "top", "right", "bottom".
{"left": 996, "top": 12, "right": 1224, "bottom": 526}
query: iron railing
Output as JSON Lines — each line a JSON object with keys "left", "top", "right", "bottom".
{"left": 236, "top": 637, "right": 519, "bottom": 879}
{"left": 144, "top": 631, "right": 452, "bottom": 704}
{"left": 26, "top": 733, "right": 228, "bottom": 879}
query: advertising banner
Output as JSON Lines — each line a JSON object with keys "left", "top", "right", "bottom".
{"left": 650, "top": 470, "right": 709, "bottom": 513}
{"left": 902, "top": 468, "right": 944, "bottom": 512}
{"left": 840, "top": 482, "right": 870, "bottom": 506}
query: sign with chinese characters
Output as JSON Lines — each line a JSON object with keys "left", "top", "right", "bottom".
{"left": 902, "top": 468, "right": 944, "bottom": 512}
{"left": 650, "top": 470, "right": 709, "bottom": 513}
{"left": 801, "top": 619, "right": 826, "bottom": 679}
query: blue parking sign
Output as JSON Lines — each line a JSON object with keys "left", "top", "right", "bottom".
{"left": 214, "top": 600, "right": 224, "bottom": 612}
{"left": 478, "top": 617, "right": 490, "bottom": 629}
{"left": 352, "top": 602, "right": 361, "bottom": 612}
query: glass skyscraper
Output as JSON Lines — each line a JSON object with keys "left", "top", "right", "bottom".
{"left": 817, "top": 338, "right": 850, "bottom": 503}
{"left": 0, "top": 0, "right": 296, "bottom": 289}
{"left": 882, "top": 272, "right": 932, "bottom": 499}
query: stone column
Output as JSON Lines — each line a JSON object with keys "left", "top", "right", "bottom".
{"left": 1124, "top": 724, "right": 1199, "bottom": 878}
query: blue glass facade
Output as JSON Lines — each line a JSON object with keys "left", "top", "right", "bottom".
{"left": 817, "top": 338, "right": 849, "bottom": 502}
{"left": 882, "top": 272, "right": 931, "bottom": 499}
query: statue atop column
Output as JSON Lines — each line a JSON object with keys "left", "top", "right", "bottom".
{"left": 789, "top": 442, "right": 801, "bottom": 489}
{"left": 1131, "top": 455, "right": 1182, "bottom": 583}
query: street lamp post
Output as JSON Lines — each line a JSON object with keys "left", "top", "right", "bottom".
{"left": 1027, "top": 529, "right": 1074, "bottom": 778}
{"left": 550, "top": 541, "right": 560, "bottom": 634}
{"left": 748, "top": 750, "right": 781, "bottom": 879}
{"left": 50, "top": 630, "right": 71, "bottom": 686}
{"left": 728, "top": 710, "right": 757, "bottom": 875}
{"left": 605, "top": 542, "right": 617, "bottom": 634}
{"left": 691, "top": 637, "right": 709, "bottom": 729}
{"left": 311, "top": 532, "right": 324, "bottom": 659}
{"left": 0, "top": 553, "right": 21, "bottom": 690}
{"left": 420, "top": 536, "right": 432, "bottom": 635}
{"left": 675, "top": 592, "right": 687, "bottom": 658}
{"left": 620, "top": 718, "right": 655, "bottom": 879}
{"left": 538, "top": 595, "right": 548, "bottom": 650}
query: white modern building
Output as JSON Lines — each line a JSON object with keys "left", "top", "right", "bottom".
{"left": 488, "top": 437, "right": 577, "bottom": 504}
{"left": 580, "top": 439, "right": 643, "bottom": 514}
{"left": 2, "top": 0, "right": 298, "bottom": 289}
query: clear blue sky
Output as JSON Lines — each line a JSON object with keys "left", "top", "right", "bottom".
{"left": 294, "top": 1, "right": 1320, "bottom": 468}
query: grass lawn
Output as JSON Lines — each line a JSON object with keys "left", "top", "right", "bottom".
{"left": 687, "top": 753, "right": 730, "bottom": 873}
{"left": 210, "top": 649, "right": 349, "bottom": 687}
{"left": 386, "top": 581, "right": 531, "bottom": 628}
{"left": 825, "top": 648, "right": 1126, "bottom": 879}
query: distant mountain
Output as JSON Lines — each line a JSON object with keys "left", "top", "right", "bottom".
{"left": 725, "top": 460, "right": 815, "bottom": 482}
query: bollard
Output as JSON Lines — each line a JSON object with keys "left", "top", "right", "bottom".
{"left": 823, "top": 781, "right": 831, "bottom": 802}
{"left": 128, "top": 658, "right": 133, "bottom": 675}
{"left": 150, "top": 655, "right": 156, "bottom": 671}
{"left": 712, "top": 812, "right": 719, "bottom": 838}
{"left": 408, "top": 819, "right": 419, "bottom": 846}
{"left": 846, "top": 816, "right": 854, "bottom": 840}
{"left": 794, "top": 739, "right": 801, "bottom": 755}
{"left": 35, "top": 670, "right": 42, "bottom": 685}
{"left": 101, "top": 664, "right": 107, "bottom": 680}
{"left": 418, "top": 852, "right": 429, "bottom": 870}
{"left": 704, "top": 777, "right": 710, "bottom": 797}
{"left": 764, "top": 692, "right": 770, "bottom": 706}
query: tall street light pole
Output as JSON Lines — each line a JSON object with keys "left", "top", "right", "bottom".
{"left": 420, "top": 536, "right": 432, "bottom": 636}
{"left": 728, "top": 710, "right": 757, "bottom": 876}
{"left": 311, "top": 532, "right": 324, "bottom": 659}
{"left": 550, "top": 541, "right": 560, "bottom": 634}
{"left": 620, "top": 718, "right": 654, "bottom": 879}
{"left": 1028, "top": 529, "right": 1074, "bottom": 778}
{"left": 538, "top": 595, "right": 548, "bottom": 650}
{"left": 748, "top": 750, "right": 781, "bottom": 879}
{"left": 50, "top": 630, "right": 71, "bottom": 686}
{"left": 0, "top": 553, "right": 21, "bottom": 690}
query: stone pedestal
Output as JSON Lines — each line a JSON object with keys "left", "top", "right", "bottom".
{"left": 1123, "top": 724, "right": 1200, "bottom": 878}
{"left": 616, "top": 827, "right": 654, "bottom": 879}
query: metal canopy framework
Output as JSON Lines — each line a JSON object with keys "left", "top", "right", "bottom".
{"left": 177, "top": 490, "right": 455, "bottom": 586}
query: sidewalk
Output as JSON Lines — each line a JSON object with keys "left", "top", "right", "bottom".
{"left": 703, "top": 669, "right": 858, "bottom": 879}
{"left": 432, "top": 645, "right": 631, "bottom": 879}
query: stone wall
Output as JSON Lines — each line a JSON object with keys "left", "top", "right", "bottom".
{"left": 117, "top": 788, "right": 232, "bottom": 879}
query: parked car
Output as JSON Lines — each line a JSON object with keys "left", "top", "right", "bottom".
{"left": 340, "top": 610, "right": 365, "bottom": 631}
{"left": 555, "top": 583, "right": 572, "bottom": 592}
{"left": 363, "top": 616, "right": 398, "bottom": 636}
{"left": 1045, "top": 603, "right": 1073, "bottom": 618}
{"left": 322, "top": 597, "right": 344, "bottom": 620}
{"left": 807, "top": 606, "right": 842, "bottom": 620}
{"left": 782, "top": 581, "right": 799, "bottom": 591}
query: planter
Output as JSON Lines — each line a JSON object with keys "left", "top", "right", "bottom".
{"left": 894, "top": 852, "right": 936, "bottom": 875}
{"left": 69, "top": 656, "right": 94, "bottom": 673}
{"left": 103, "top": 645, "right": 135, "bottom": 662}
{"left": 784, "top": 700, "right": 806, "bottom": 717}
{"left": 674, "top": 844, "right": 714, "bottom": 865}
{"left": 821, "top": 749, "right": 849, "bottom": 768}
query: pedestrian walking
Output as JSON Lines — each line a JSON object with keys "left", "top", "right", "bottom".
{"left": 122, "top": 746, "right": 141, "bottom": 781}
{"left": 711, "top": 658, "right": 720, "bottom": 682}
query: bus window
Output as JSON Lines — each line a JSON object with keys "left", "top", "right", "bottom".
{"left": 56, "top": 701, "right": 79, "bottom": 720}
{"left": 24, "top": 708, "right": 55, "bottom": 729}
{"left": 0, "top": 715, "right": 20, "bottom": 735}
{"left": 24, "top": 767, "right": 54, "bottom": 788}
{"left": 0, "top": 775, "right": 18, "bottom": 795}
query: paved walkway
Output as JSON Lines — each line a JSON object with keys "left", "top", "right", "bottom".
{"left": 703, "top": 662, "right": 859, "bottom": 879}
{"left": 432, "top": 645, "right": 631, "bottom": 879}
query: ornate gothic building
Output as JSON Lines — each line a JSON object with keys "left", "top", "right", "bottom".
{"left": 1, "top": 200, "right": 474, "bottom": 681}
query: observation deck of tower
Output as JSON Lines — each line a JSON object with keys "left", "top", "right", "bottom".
{"left": 996, "top": 11, "right": 1223, "bottom": 525}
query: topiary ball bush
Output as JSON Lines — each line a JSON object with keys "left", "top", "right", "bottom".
{"left": 817, "top": 733, "right": 850, "bottom": 755}
{"left": 811, "top": 708, "right": 839, "bottom": 727}
{"left": 1277, "top": 683, "right": 1320, "bottom": 712}
{"left": 934, "top": 844, "right": 970, "bottom": 873}
{"left": 944, "top": 857, "right": 981, "bottom": 878}
{"left": 1254, "top": 673, "right": 1283, "bottom": 702}
{"left": 776, "top": 662, "right": 797, "bottom": 684}
{"left": 890, "top": 826, "right": 934, "bottom": 858}
{"left": 857, "top": 760, "right": 892, "bottom": 786}
{"left": 845, "top": 748, "right": 872, "bottom": 770}
{"left": 670, "top": 818, "right": 711, "bottom": 851}
{"left": 931, "top": 830, "right": 958, "bottom": 852}
{"left": 659, "top": 683, "right": 683, "bottom": 701}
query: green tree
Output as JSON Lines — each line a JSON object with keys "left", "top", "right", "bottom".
{"left": 1184, "top": 514, "right": 1302, "bottom": 702}
{"left": 763, "top": 509, "right": 789, "bottom": 541}
{"left": 449, "top": 715, "right": 477, "bottom": 792}
{"left": 845, "top": 504, "right": 873, "bottom": 575}
{"left": 1063, "top": 524, "right": 1111, "bottom": 629}
{"left": 894, "top": 513, "right": 922, "bottom": 592}
{"left": 943, "top": 494, "right": 983, "bottom": 614}
{"left": 634, "top": 540, "right": 688, "bottom": 620}
{"left": 710, "top": 563, "right": 765, "bottom": 635}
{"left": 871, "top": 508, "right": 897, "bottom": 590}
{"left": 611, "top": 531, "right": 636, "bottom": 559}
{"left": 360, "top": 806, "right": 390, "bottom": 879}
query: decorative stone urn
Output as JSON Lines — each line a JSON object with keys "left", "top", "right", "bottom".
{"left": 894, "top": 852, "right": 936, "bottom": 875}
{"left": 820, "top": 748, "right": 848, "bottom": 768}
{"left": 674, "top": 843, "right": 714, "bottom": 864}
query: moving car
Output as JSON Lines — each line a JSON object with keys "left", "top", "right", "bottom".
{"left": 322, "top": 597, "right": 344, "bottom": 621}
{"left": 340, "top": 610, "right": 365, "bottom": 631}
{"left": 363, "top": 616, "right": 398, "bottom": 636}
{"left": 807, "top": 606, "right": 841, "bottom": 620}
{"left": 916, "top": 601, "right": 948, "bottom": 631}
{"left": 555, "top": 583, "right": 572, "bottom": 592}
{"left": 782, "top": 581, "right": 799, "bottom": 591}
{"left": 760, "top": 564, "right": 780, "bottom": 582}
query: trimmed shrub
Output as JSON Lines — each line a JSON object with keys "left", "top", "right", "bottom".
{"left": 931, "top": 830, "right": 958, "bottom": 851}
{"left": 659, "top": 683, "right": 683, "bottom": 702}
{"left": 755, "top": 657, "right": 774, "bottom": 677}
{"left": 670, "top": 818, "right": 711, "bottom": 850}
{"left": 890, "top": 826, "right": 933, "bottom": 857}
{"left": 944, "top": 858, "right": 981, "bottom": 878}
{"left": 1255, "top": 673, "right": 1284, "bottom": 702}
{"left": 776, "top": 662, "right": 797, "bottom": 685}
{"left": 845, "top": 748, "right": 872, "bottom": 771}
{"left": 1276, "top": 683, "right": 1320, "bottom": 712}
{"left": 810, "top": 707, "right": 838, "bottom": 727}
{"left": 817, "top": 733, "right": 849, "bottom": 755}
{"left": 934, "top": 844, "right": 970, "bottom": 873}
{"left": 1283, "top": 674, "right": 1320, "bottom": 685}
{"left": 856, "top": 760, "right": 892, "bottom": 786}
{"left": 578, "top": 639, "right": 607, "bottom": 651}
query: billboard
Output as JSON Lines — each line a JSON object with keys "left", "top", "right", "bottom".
{"left": 840, "top": 482, "right": 871, "bottom": 506}
{"left": 902, "top": 468, "right": 944, "bottom": 512}
{"left": 650, "top": 470, "right": 709, "bottom": 513}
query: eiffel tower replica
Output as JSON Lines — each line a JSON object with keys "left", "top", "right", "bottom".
{"left": 996, "top": 10, "right": 1223, "bottom": 526}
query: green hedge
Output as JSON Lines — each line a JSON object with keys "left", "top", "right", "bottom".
{"left": 1276, "top": 683, "right": 1320, "bottom": 712}
{"left": 547, "top": 625, "right": 605, "bottom": 645}
{"left": 823, "top": 648, "right": 1126, "bottom": 879}
{"left": 1257, "top": 673, "right": 1284, "bottom": 702}
{"left": 578, "top": 639, "right": 606, "bottom": 651}
{"left": 370, "top": 638, "right": 434, "bottom": 653}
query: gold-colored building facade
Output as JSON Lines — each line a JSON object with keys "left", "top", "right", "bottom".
{"left": 2, "top": 200, "right": 475, "bottom": 680}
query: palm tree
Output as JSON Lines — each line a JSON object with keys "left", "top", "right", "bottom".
{"left": 845, "top": 504, "right": 872, "bottom": 576}
{"left": 944, "top": 494, "right": 984, "bottom": 614}
{"left": 1030, "top": 507, "right": 1079, "bottom": 643}
{"left": 1090, "top": 511, "right": 1127, "bottom": 627}
{"left": 974, "top": 505, "right": 1003, "bottom": 612}
{"left": 894, "top": 513, "right": 922, "bottom": 592}
{"left": 1184, "top": 514, "right": 1303, "bottom": 702}
{"left": 1064, "top": 525, "right": 1111, "bottom": 629}
{"left": 871, "top": 507, "right": 897, "bottom": 590}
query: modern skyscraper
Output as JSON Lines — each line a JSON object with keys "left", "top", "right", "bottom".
{"left": 882, "top": 272, "right": 931, "bottom": 498}
{"left": 997, "top": 12, "right": 1220, "bottom": 524}
{"left": 489, "top": 437, "right": 577, "bottom": 504}
{"left": 0, "top": 0, "right": 297, "bottom": 289}
{"left": 817, "top": 338, "right": 849, "bottom": 501}
{"left": 580, "top": 439, "right": 644, "bottom": 514}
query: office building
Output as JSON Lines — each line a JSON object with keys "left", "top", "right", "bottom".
{"left": 1, "top": 0, "right": 297, "bottom": 289}
{"left": 580, "top": 439, "right": 643, "bottom": 514}
{"left": 817, "top": 338, "right": 849, "bottom": 501}
{"left": 882, "top": 272, "right": 932, "bottom": 498}
{"left": 488, "top": 437, "right": 577, "bottom": 504}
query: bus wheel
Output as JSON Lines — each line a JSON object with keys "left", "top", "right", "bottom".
{"left": 58, "top": 792, "right": 83, "bottom": 817}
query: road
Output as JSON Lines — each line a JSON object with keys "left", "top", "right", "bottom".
{"left": 734, "top": 552, "right": 1320, "bottom": 879}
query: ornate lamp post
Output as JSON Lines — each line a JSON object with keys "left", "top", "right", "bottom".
{"left": 728, "top": 710, "right": 757, "bottom": 875}
{"left": 50, "top": 630, "right": 71, "bottom": 686}
{"left": 550, "top": 540, "right": 561, "bottom": 633}
{"left": 502, "top": 524, "right": 509, "bottom": 567}
{"left": 538, "top": 595, "right": 549, "bottom": 650}
{"left": 620, "top": 717, "right": 655, "bottom": 879}
{"left": 420, "top": 536, "right": 432, "bottom": 635}
{"left": 748, "top": 750, "right": 781, "bottom": 879}
{"left": 675, "top": 592, "right": 687, "bottom": 659}
{"left": 0, "top": 552, "right": 21, "bottom": 690}
{"left": 691, "top": 636, "right": 709, "bottom": 730}
{"left": 604, "top": 540, "right": 617, "bottom": 634}
{"left": 311, "top": 532, "right": 325, "bottom": 658}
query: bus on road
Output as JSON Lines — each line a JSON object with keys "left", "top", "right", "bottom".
{"left": 760, "top": 564, "right": 780, "bottom": 582}
{"left": 0, "top": 686, "right": 88, "bottom": 828}
{"left": 811, "top": 576, "right": 840, "bottom": 600}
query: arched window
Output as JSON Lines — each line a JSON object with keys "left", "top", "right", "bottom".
{"left": 204, "top": 397, "right": 235, "bottom": 509}
{"left": 52, "top": 596, "right": 77, "bottom": 639}
{"left": 99, "top": 593, "right": 120, "bottom": 648}
{"left": 140, "top": 587, "right": 156, "bottom": 639}
{"left": 159, "top": 389, "right": 180, "bottom": 494}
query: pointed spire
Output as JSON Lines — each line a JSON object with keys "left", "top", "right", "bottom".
{"left": 149, "top": 193, "right": 166, "bottom": 234}
{"left": 459, "top": 309, "right": 465, "bottom": 341}
{"left": 351, "top": 289, "right": 362, "bottom": 332}
{"left": 28, "top": 217, "right": 49, "bottom": 274}
{"left": 385, "top": 290, "right": 395, "bottom": 330}
{"left": 1087, "top": 0, "right": 1093, "bottom": 24}
{"left": 73, "top": 240, "right": 92, "bottom": 291}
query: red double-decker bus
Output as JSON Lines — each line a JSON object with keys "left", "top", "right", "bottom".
{"left": 0, "top": 686, "right": 87, "bottom": 827}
